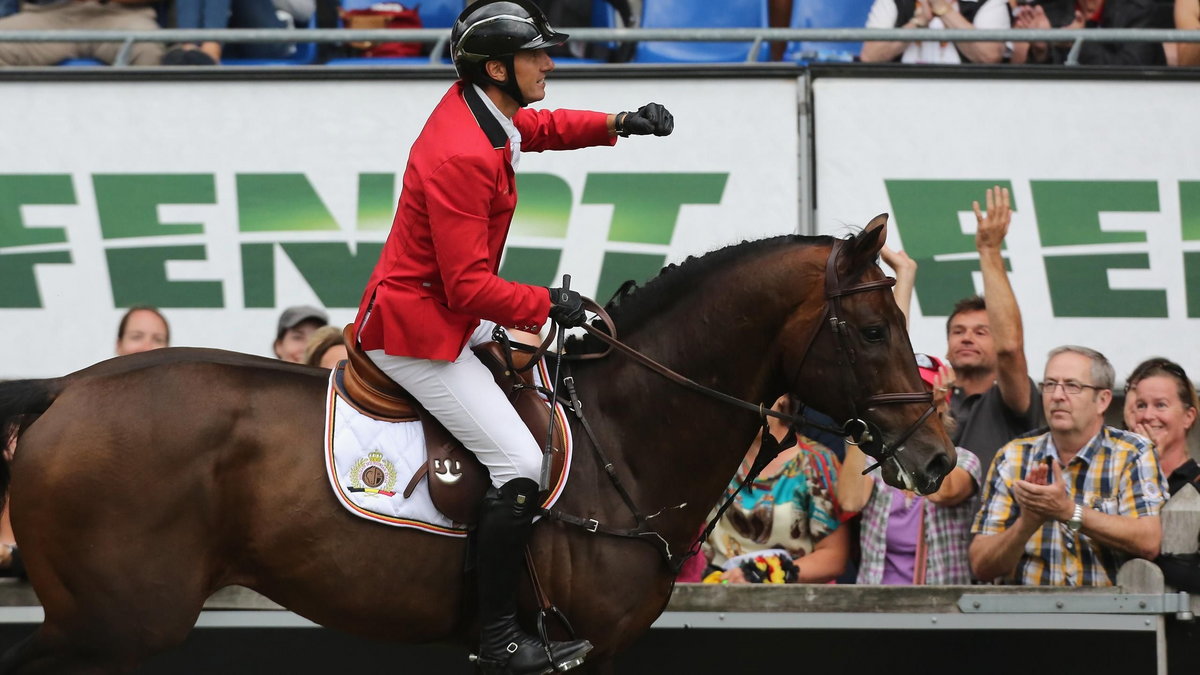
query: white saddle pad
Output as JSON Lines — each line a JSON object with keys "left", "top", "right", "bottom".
{"left": 323, "top": 360, "right": 573, "bottom": 537}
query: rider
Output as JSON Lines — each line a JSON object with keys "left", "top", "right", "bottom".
{"left": 353, "top": 1, "right": 673, "bottom": 672}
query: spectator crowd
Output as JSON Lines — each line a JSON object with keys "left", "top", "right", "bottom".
{"left": 680, "top": 184, "right": 1200, "bottom": 591}
{"left": 0, "top": 0, "right": 1198, "bottom": 66}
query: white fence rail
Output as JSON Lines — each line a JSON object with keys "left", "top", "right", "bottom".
{"left": 0, "top": 27, "right": 1196, "bottom": 66}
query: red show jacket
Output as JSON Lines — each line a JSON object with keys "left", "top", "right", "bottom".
{"left": 355, "top": 81, "right": 616, "bottom": 361}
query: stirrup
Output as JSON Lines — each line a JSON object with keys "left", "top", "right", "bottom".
{"left": 468, "top": 639, "right": 592, "bottom": 675}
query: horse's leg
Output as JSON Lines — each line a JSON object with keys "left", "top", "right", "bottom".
{"left": 0, "top": 624, "right": 144, "bottom": 675}
{"left": 6, "top": 389, "right": 217, "bottom": 673}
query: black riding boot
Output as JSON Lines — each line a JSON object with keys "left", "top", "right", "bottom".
{"left": 472, "top": 477, "right": 592, "bottom": 675}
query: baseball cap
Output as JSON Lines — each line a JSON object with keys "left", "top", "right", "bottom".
{"left": 276, "top": 305, "right": 329, "bottom": 340}
{"left": 914, "top": 352, "right": 945, "bottom": 389}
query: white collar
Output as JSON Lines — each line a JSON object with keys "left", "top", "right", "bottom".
{"left": 472, "top": 84, "right": 521, "bottom": 169}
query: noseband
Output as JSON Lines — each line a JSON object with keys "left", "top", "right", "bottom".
{"left": 792, "top": 238, "right": 936, "bottom": 471}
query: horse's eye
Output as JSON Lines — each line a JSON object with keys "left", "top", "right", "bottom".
{"left": 861, "top": 325, "right": 886, "bottom": 343}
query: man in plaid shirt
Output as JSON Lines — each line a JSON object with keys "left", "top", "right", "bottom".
{"left": 969, "top": 345, "right": 1166, "bottom": 585}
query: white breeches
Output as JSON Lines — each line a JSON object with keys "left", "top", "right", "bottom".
{"left": 366, "top": 321, "right": 540, "bottom": 488}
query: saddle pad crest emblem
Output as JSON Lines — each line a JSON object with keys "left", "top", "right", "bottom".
{"left": 348, "top": 451, "right": 398, "bottom": 497}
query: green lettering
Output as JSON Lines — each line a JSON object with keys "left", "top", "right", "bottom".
{"left": 1032, "top": 181, "right": 1155, "bottom": 247}
{"left": 1032, "top": 181, "right": 1164, "bottom": 317}
{"left": 237, "top": 174, "right": 339, "bottom": 233}
{"left": 357, "top": 173, "right": 396, "bottom": 232}
{"left": 1179, "top": 182, "right": 1200, "bottom": 317}
{"left": 95, "top": 174, "right": 214, "bottom": 239}
{"left": 243, "top": 242, "right": 383, "bottom": 308}
{"left": 241, "top": 243, "right": 275, "bottom": 308}
{"left": 0, "top": 174, "right": 75, "bottom": 248}
{"left": 499, "top": 247, "right": 561, "bottom": 288}
{"left": 1188, "top": 253, "right": 1200, "bottom": 318}
{"left": 883, "top": 180, "right": 1013, "bottom": 316}
{"left": 597, "top": 252, "right": 666, "bottom": 304}
{"left": 1181, "top": 181, "right": 1200, "bottom": 242}
{"left": 499, "top": 174, "right": 574, "bottom": 285}
{"left": 582, "top": 173, "right": 727, "bottom": 245}
{"left": 0, "top": 251, "right": 72, "bottom": 308}
{"left": 512, "top": 173, "right": 573, "bottom": 238}
{"left": 1043, "top": 253, "right": 1166, "bottom": 317}
{"left": 106, "top": 246, "right": 223, "bottom": 307}
{"left": 279, "top": 242, "right": 383, "bottom": 308}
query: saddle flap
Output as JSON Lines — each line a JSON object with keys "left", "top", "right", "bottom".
{"left": 415, "top": 406, "right": 489, "bottom": 524}
{"left": 423, "top": 342, "right": 569, "bottom": 526}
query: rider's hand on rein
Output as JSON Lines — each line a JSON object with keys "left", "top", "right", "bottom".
{"left": 547, "top": 287, "right": 586, "bottom": 328}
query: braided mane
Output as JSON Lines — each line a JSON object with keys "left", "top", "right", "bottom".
{"left": 566, "top": 233, "right": 834, "bottom": 353}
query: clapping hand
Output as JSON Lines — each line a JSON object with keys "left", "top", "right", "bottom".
{"left": 1014, "top": 4, "right": 1051, "bottom": 30}
{"left": 1012, "top": 460, "right": 1073, "bottom": 524}
{"left": 911, "top": 0, "right": 933, "bottom": 27}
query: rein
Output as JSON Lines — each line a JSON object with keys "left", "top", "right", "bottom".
{"left": 538, "top": 238, "right": 938, "bottom": 574}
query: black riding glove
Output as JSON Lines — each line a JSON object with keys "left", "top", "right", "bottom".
{"left": 546, "top": 287, "right": 586, "bottom": 328}
{"left": 615, "top": 103, "right": 674, "bottom": 137}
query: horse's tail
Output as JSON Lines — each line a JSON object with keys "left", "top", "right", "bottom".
{"left": 0, "top": 377, "right": 65, "bottom": 502}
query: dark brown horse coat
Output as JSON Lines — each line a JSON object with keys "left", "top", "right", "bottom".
{"left": 0, "top": 219, "right": 954, "bottom": 674}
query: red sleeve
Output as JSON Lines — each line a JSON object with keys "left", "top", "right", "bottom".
{"left": 513, "top": 108, "right": 617, "bottom": 153}
{"left": 424, "top": 154, "right": 551, "bottom": 330}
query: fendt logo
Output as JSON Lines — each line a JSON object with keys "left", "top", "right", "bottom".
{"left": 886, "top": 179, "right": 1200, "bottom": 318}
{"left": 0, "top": 172, "right": 730, "bottom": 309}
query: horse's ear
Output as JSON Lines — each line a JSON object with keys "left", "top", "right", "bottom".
{"left": 860, "top": 214, "right": 888, "bottom": 255}
{"left": 842, "top": 214, "right": 888, "bottom": 274}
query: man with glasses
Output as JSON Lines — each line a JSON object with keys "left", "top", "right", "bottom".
{"left": 968, "top": 345, "right": 1166, "bottom": 585}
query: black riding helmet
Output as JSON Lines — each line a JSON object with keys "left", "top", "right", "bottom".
{"left": 451, "top": 0, "right": 567, "bottom": 107}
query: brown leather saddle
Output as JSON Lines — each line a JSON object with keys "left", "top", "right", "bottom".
{"left": 337, "top": 324, "right": 568, "bottom": 525}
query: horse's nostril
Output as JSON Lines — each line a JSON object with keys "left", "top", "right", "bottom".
{"left": 926, "top": 453, "right": 954, "bottom": 480}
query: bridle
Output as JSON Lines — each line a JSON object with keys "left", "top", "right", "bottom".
{"left": 791, "top": 237, "right": 936, "bottom": 472}
{"left": 532, "top": 236, "right": 939, "bottom": 572}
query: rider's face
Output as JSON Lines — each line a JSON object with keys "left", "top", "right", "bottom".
{"left": 512, "top": 49, "right": 554, "bottom": 104}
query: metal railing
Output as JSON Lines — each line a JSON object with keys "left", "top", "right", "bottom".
{"left": 0, "top": 27, "right": 1196, "bottom": 66}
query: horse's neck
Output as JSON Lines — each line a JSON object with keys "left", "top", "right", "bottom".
{"left": 568, "top": 258, "right": 815, "bottom": 546}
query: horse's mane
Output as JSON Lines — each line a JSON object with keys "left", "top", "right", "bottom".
{"left": 566, "top": 233, "right": 835, "bottom": 354}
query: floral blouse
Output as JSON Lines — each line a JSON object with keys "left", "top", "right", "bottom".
{"left": 704, "top": 435, "right": 842, "bottom": 569}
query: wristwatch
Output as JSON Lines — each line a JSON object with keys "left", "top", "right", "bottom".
{"left": 932, "top": 2, "right": 951, "bottom": 17}
{"left": 1066, "top": 503, "right": 1084, "bottom": 533}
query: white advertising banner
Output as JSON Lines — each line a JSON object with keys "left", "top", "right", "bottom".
{"left": 0, "top": 76, "right": 799, "bottom": 377}
{"left": 814, "top": 76, "right": 1200, "bottom": 384}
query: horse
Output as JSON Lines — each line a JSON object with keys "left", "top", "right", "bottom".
{"left": 0, "top": 215, "right": 954, "bottom": 674}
